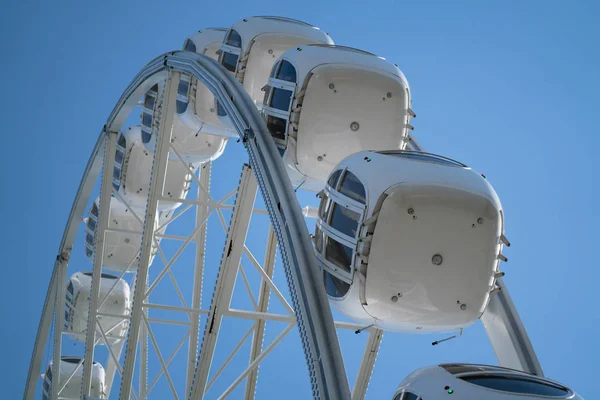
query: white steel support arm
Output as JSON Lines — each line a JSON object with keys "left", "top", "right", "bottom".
{"left": 104, "top": 340, "right": 125, "bottom": 398}
{"left": 481, "top": 278, "right": 543, "bottom": 376}
{"left": 119, "top": 71, "right": 181, "bottom": 400}
{"left": 82, "top": 129, "right": 118, "bottom": 397}
{"left": 50, "top": 256, "right": 68, "bottom": 400}
{"left": 244, "top": 227, "right": 277, "bottom": 399}
{"left": 24, "top": 133, "right": 105, "bottom": 400}
{"left": 352, "top": 329, "right": 384, "bottom": 400}
{"left": 186, "top": 162, "right": 211, "bottom": 394}
{"left": 190, "top": 165, "right": 258, "bottom": 399}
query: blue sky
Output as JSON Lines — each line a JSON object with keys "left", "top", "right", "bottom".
{"left": 1, "top": 0, "right": 598, "bottom": 398}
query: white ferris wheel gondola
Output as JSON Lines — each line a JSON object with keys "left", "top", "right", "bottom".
{"left": 42, "top": 357, "right": 106, "bottom": 400}
{"left": 64, "top": 271, "right": 131, "bottom": 345}
{"left": 139, "top": 76, "right": 230, "bottom": 164}
{"left": 115, "top": 125, "right": 196, "bottom": 211}
{"left": 315, "top": 150, "right": 506, "bottom": 333}
{"left": 393, "top": 363, "right": 582, "bottom": 399}
{"left": 84, "top": 196, "right": 159, "bottom": 273}
{"left": 262, "top": 44, "right": 414, "bottom": 191}
{"left": 216, "top": 16, "right": 334, "bottom": 112}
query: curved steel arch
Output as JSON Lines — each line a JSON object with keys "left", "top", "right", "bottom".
{"left": 25, "top": 50, "right": 350, "bottom": 400}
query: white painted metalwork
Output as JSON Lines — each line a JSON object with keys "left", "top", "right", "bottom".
{"left": 24, "top": 28, "right": 549, "bottom": 400}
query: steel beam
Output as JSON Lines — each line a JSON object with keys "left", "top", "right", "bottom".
{"left": 50, "top": 256, "right": 68, "bottom": 400}
{"left": 186, "top": 162, "right": 212, "bottom": 394}
{"left": 24, "top": 133, "right": 105, "bottom": 400}
{"left": 245, "top": 228, "right": 277, "bottom": 399}
{"left": 481, "top": 278, "right": 543, "bottom": 376}
{"left": 82, "top": 129, "right": 118, "bottom": 397}
{"left": 352, "top": 329, "right": 383, "bottom": 400}
{"left": 104, "top": 340, "right": 125, "bottom": 398}
{"left": 119, "top": 71, "right": 181, "bottom": 400}
{"left": 190, "top": 165, "right": 258, "bottom": 399}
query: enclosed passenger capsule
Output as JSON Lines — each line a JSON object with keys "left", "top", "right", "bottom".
{"left": 85, "top": 196, "right": 159, "bottom": 272}
{"left": 314, "top": 150, "right": 506, "bottom": 332}
{"left": 393, "top": 363, "right": 582, "bottom": 399}
{"left": 263, "top": 45, "right": 414, "bottom": 191}
{"left": 139, "top": 81, "right": 229, "bottom": 164}
{"left": 42, "top": 357, "right": 106, "bottom": 399}
{"left": 217, "top": 16, "right": 333, "bottom": 108}
{"left": 64, "top": 271, "right": 131, "bottom": 344}
{"left": 114, "top": 125, "right": 196, "bottom": 211}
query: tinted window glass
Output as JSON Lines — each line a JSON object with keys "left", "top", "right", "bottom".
{"left": 462, "top": 376, "right": 570, "bottom": 397}
{"left": 278, "top": 147, "right": 286, "bottom": 156}
{"left": 339, "top": 172, "right": 366, "bottom": 204}
{"left": 117, "top": 135, "right": 127, "bottom": 148}
{"left": 269, "top": 88, "right": 293, "bottom": 111}
{"left": 314, "top": 226, "right": 323, "bottom": 253}
{"left": 384, "top": 151, "right": 464, "bottom": 167}
{"left": 86, "top": 233, "right": 94, "bottom": 245}
{"left": 62, "top": 357, "right": 82, "bottom": 364}
{"left": 442, "top": 364, "right": 489, "bottom": 375}
{"left": 403, "top": 393, "right": 419, "bottom": 400}
{"left": 87, "top": 217, "right": 97, "bottom": 232}
{"left": 184, "top": 39, "right": 197, "bottom": 53}
{"left": 330, "top": 204, "right": 361, "bottom": 238}
{"left": 325, "top": 237, "right": 353, "bottom": 273}
{"left": 178, "top": 80, "right": 189, "bottom": 96}
{"left": 86, "top": 246, "right": 93, "bottom": 258}
{"left": 221, "top": 52, "right": 239, "bottom": 72}
{"left": 226, "top": 29, "right": 242, "bottom": 47}
{"left": 142, "top": 112, "right": 153, "bottom": 128}
{"left": 266, "top": 115, "right": 286, "bottom": 141}
{"left": 277, "top": 60, "right": 297, "bottom": 82}
{"left": 177, "top": 100, "right": 188, "bottom": 114}
{"left": 143, "top": 94, "right": 155, "bottom": 110}
{"left": 142, "top": 127, "right": 152, "bottom": 143}
{"left": 270, "top": 61, "right": 279, "bottom": 78}
{"left": 318, "top": 196, "right": 331, "bottom": 221}
{"left": 324, "top": 270, "right": 350, "bottom": 298}
{"left": 327, "top": 170, "right": 342, "bottom": 189}
{"left": 91, "top": 203, "right": 99, "bottom": 217}
{"left": 115, "top": 149, "right": 124, "bottom": 165}
{"left": 113, "top": 166, "right": 121, "bottom": 181}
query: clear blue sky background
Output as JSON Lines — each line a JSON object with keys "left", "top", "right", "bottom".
{"left": 1, "top": 0, "right": 598, "bottom": 398}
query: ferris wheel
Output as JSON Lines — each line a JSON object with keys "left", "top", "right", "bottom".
{"left": 23, "top": 16, "right": 583, "bottom": 400}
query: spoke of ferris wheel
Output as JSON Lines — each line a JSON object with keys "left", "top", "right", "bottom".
{"left": 119, "top": 70, "right": 181, "bottom": 400}
{"left": 81, "top": 128, "right": 118, "bottom": 398}
{"left": 245, "top": 227, "right": 278, "bottom": 399}
{"left": 191, "top": 164, "right": 258, "bottom": 399}
{"left": 352, "top": 328, "right": 384, "bottom": 399}
{"left": 186, "top": 162, "right": 212, "bottom": 395}
{"left": 24, "top": 132, "right": 106, "bottom": 400}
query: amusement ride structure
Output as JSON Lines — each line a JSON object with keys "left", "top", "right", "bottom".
{"left": 24, "top": 16, "right": 583, "bottom": 400}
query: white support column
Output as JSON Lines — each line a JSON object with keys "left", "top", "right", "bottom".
{"left": 190, "top": 165, "right": 258, "bottom": 399}
{"left": 244, "top": 227, "right": 277, "bottom": 399}
{"left": 104, "top": 340, "right": 125, "bottom": 399}
{"left": 50, "top": 255, "right": 68, "bottom": 400}
{"left": 352, "top": 329, "right": 384, "bottom": 400}
{"left": 481, "top": 278, "right": 543, "bottom": 376}
{"left": 119, "top": 71, "right": 181, "bottom": 400}
{"left": 139, "top": 315, "right": 148, "bottom": 399}
{"left": 82, "top": 129, "right": 118, "bottom": 397}
{"left": 186, "top": 162, "right": 211, "bottom": 394}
